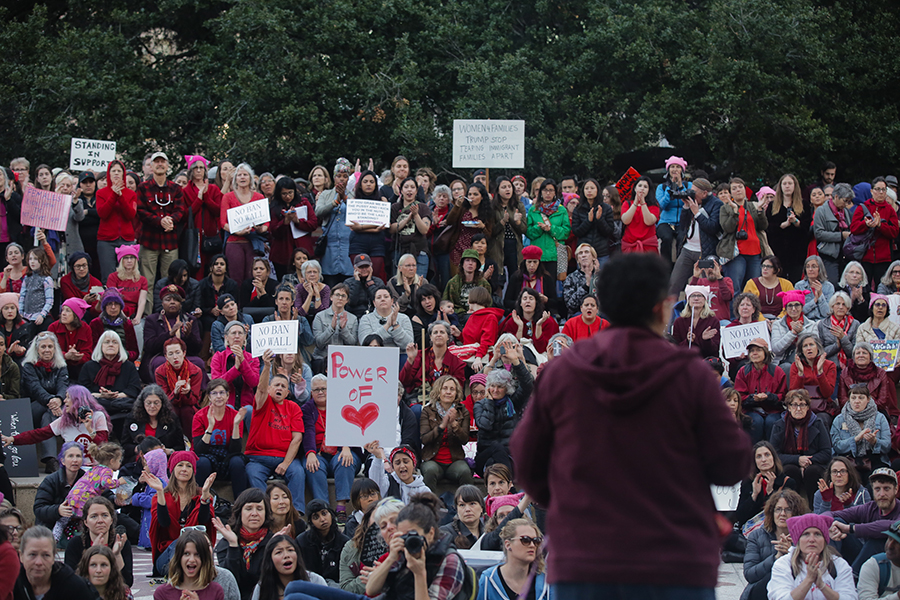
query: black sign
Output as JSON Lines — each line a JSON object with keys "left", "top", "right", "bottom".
{"left": 0, "top": 398, "right": 39, "bottom": 477}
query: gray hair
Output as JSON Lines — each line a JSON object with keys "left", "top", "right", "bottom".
{"left": 55, "top": 172, "right": 75, "bottom": 189}
{"left": 433, "top": 185, "right": 451, "bottom": 199}
{"left": 804, "top": 255, "right": 829, "bottom": 282}
{"left": 495, "top": 333, "right": 518, "bottom": 347}
{"left": 548, "top": 333, "right": 573, "bottom": 348}
{"left": 398, "top": 254, "right": 417, "bottom": 267}
{"left": 372, "top": 497, "right": 404, "bottom": 526}
{"left": 20, "top": 525, "right": 55, "bottom": 555}
{"left": 137, "top": 384, "right": 170, "bottom": 409}
{"left": 311, "top": 374, "right": 328, "bottom": 386}
{"left": 854, "top": 342, "right": 874, "bottom": 362}
{"left": 224, "top": 320, "right": 245, "bottom": 335}
{"left": 24, "top": 331, "right": 66, "bottom": 368}
{"left": 829, "top": 291, "right": 852, "bottom": 312}
{"left": 839, "top": 261, "right": 868, "bottom": 288}
{"left": 427, "top": 320, "right": 452, "bottom": 339}
{"left": 486, "top": 368, "right": 516, "bottom": 396}
{"left": 796, "top": 332, "right": 824, "bottom": 357}
{"left": 880, "top": 260, "right": 900, "bottom": 288}
{"left": 231, "top": 162, "right": 256, "bottom": 191}
{"left": 91, "top": 330, "right": 127, "bottom": 363}
{"left": 301, "top": 259, "right": 322, "bottom": 277}
{"left": 832, "top": 183, "right": 854, "bottom": 202}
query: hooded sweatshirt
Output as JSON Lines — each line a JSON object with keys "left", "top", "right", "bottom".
{"left": 510, "top": 326, "right": 752, "bottom": 588}
{"left": 96, "top": 159, "right": 137, "bottom": 242}
{"left": 461, "top": 306, "right": 505, "bottom": 358}
{"left": 133, "top": 448, "right": 169, "bottom": 548}
{"left": 368, "top": 456, "right": 431, "bottom": 504}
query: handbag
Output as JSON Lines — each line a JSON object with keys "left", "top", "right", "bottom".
{"left": 843, "top": 204, "right": 875, "bottom": 261}
{"left": 200, "top": 209, "right": 223, "bottom": 255}
{"left": 432, "top": 225, "right": 457, "bottom": 255}
{"left": 314, "top": 205, "right": 338, "bottom": 258}
{"left": 179, "top": 206, "right": 201, "bottom": 271}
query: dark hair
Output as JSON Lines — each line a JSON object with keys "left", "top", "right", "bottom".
{"left": 578, "top": 178, "right": 602, "bottom": 206}
{"left": 136, "top": 435, "right": 163, "bottom": 457}
{"left": 132, "top": 384, "right": 176, "bottom": 426}
{"left": 396, "top": 492, "right": 443, "bottom": 537}
{"left": 291, "top": 247, "right": 310, "bottom": 264}
{"left": 372, "top": 285, "right": 391, "bottom": 299}
{"left": 537, "top": 178, "right": 558, "bottom": 202}
{"left": 350, "top": 503, "right": 379, "bottom": 551}
{"left": 350, "top": 478, "right": 381, "bottom": 512}
{"left": 515, "top": 287, "right": 545, "bottom": 320}
{"left": 822, "top": 161, "right": 836, "bottom": 173}
{"left": 560, "top": 175, "right": 578, "bottom": 187}
{"left": 166, "top": 259, "right": 190, "bottom": 284}
{"left": 471, "top": 233, "right": 488, "bottom": 245}
{"left": 208, "top": 253, "right": 229, "bottom": 275}
{"left": 732, "top": 292, "right": 762, "bottom": 322}
{"left": 80, "top": 496, "right": 118, "bottom": 546}
{"left": 517, "top": 257, "right": 548, "bottom": 280}
{"left": 752, "top": 441, "right": 783, "bottom": 476}
{"left": 266, "top": 481, "right": 303, "bottom": 538}
{"left": 450, "top": 485, "right": 484, "bottom": 549}
{"left": 467, "top": 286, "right": 492, "bottom": 308}
{"left": 363, "top": 334, "right": 384, "bottom": 346}
{"left": 231, "top": 487, "right": 273, "bottom": 534}
{"left": 169, "top": 530, "right": 217, "bottom": 588}
{"left": 761, "top": 254, "right": 782, "bottom": 276}
{"left": 126, "top": 172, "right": 141, "bottom": 188}
{"left": 306, "top": 498, "right": 340, "bottom": 541}
{"left": 491, "top": 176, "right": 519, "bottom": 212}
{"left": 823, "top": 456, "right": 862, "bottom": 495}
{"left": 354, "top": 170, "right": 381, "bottom": 200}
{"left": 273, "top": 177, "right": 300, "bottom": 211}
{"left": 330, "top": 282, "right": 349, "bottom": 297}
{"left": 76, "top": 546, "right": 130, "bottom": 600}
{"left": 463, "top": 183, "right": 494, "bottom": 227}
{"left": 597, "top": 254, "right": 669, "bottom": 327}
{"left": 630, "top": 176, "right": 658, "bottom": 207}
{"left": 257, "top": 535, "right": 310, "bottom": 600}
{"left": 762, "top": 489, "right": 808, "bottom": 533}
{"left": 484, "top": 463, "right": 513, "bottom": 485}
{"left": 415, "top": 284, "right": 442, "bottom": 319}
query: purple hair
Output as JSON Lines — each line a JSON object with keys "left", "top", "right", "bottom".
{"left": 56, "top": 441, "right": 84, "bottom": 469}
{"left": 57, "top": 385, "right": 110, "bottom": 431}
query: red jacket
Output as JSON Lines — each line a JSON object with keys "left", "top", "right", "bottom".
{"left": 149, "top": 492, "right": 214, "bottom": 563}
{"left": 96, "top": 160, "right": 137, "bottom": 242}
{"left": 155, "top": 360, "right": 204, "bottom": 408}
{"left": 89, "top": 317, "right": 140, "bottom": 363}
{"left": 789, "top": 359, "right": 838, "bottom": 415}
{"left": 850, "top": 199, "right": 899, "bottom": 264}
{"left": 461, "top": 307, "right": 504, "bottom": 358}
{"left": 182, "top": 180, "right": 223, "bottom": 238}
{"left": 735, "top": 362, "right": 787, "bottom": 414}
{"left": 399, "top": 347, "right": 466, "bottom": 394}
{"left": 48, "top": 320, "right": 93, "bottom": 370}
{"left": 501, "top": 313, "right": 559, "bottom": 354}
{"left": 59, "top": 272, "right": 102, "bottom": 319}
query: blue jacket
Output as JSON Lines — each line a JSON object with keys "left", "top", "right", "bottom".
{"left": 677, "top": 194, "right": 723, "bottom": 258}
{"left": 479, "top": 564, "right": 551, "bottom": 600}
{"left": 656, "top": 180, "right": 693, "bottom": 225}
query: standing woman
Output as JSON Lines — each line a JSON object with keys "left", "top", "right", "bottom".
{"left": 96, "top": 159, "right": 138, "bottom": 282}
{"left": 308, "top": 165, "right": 332, "bottom": 201}
{"left": 526, "top": 179, "right": 571, "bottom": 275}
{"left": 0, "top": 169, "right": 22, "bottom": 259}
{"left": 314, "top": 159, "right": 354, "bottom": 287}
{"left": 106, "top": 245, "right": 148, "bottom": 324}
{"left": 478, "top": 519, "right": 551, "bottom": 600}
{"left": 269, "top": 178, "right": 317, "bottom": 280}
{"left": 34, "top": 164, "right": 54, "bottom": 191}
{"left": 489, "top": 176, "right": 527, "bottom": 283}
{"left": 220, "top": 163, "right": 268, "bottom": 283}
{"left": 770, "top": 389, "right": 832, "bottom": 504}
{"left": 619, "top": 176, "right": 660, "bottom": 254}
{"left": 719, "top": 178, "right": 768, "bottom": 290}
{"left": 766, "top": 174, "right": 811, "bottom": 282}
{"left": 428, "top": 185, "right": 453, "bottom": 292}
{"left": 153, "top": 530, "right": 224, "bottom": 600}
{"left": 259, "top": 173, "right": 276, "bottom": 202}
{"left": 348, "top": 170, "right": 388, "bottom": 283}
{"left": 850, "top": 176, "right": 899, "bottom": 287}
{"left": 0, "top": 243, "right": 25, "bottom": 293}
{"left": 419, "top": 375, "right": 475, "bottom": 490}
{"left": 447, "top": 182, "right": 494, "bottom": 274}
{"left": 216, "top": 161, "right": 235, "bottom": 196}
{"left": 390, "top": 178, "right": 432, "bottom": 277}
{"left": 602, "top": 185, "right": 624, "bottom": 255}
{"left": 571, "top": 177, "right": 615, "bottom": 266}
{"left": 182, "top": 155, "right": 223, "bottom": 279}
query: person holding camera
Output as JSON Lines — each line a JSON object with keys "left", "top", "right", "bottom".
{"left": 655, "top": 155, "right": 692, "bottom": 270}
{"left": 687, "top": 258, "right": 734, "bottom": 323}
{"left": 669, "top": 178, "right": 722, "bottom": 296}
{"left": 718, "top": 177, "right": 768, "bottom": 290}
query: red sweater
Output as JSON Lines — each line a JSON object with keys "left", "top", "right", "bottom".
{"left": 149, "top": 492, "right": 214, "bottom": 563}
{"left": 182, "top": 181, "right": 223, "bottom": 237}
{"left": 461, "top": 307, "right": 504, "bottom": 358}
{"left": 789, "top": 359, "right": 838, "bottom": 414}
{"left": 850, "top": 199, "right": 899, "bottom": 264}
{"left": 96, "top": 167, "right": 137, "bottom": 242}
{"left": 59, "top": 273, "right": 103, "bottom": 319}
{"left": 48, "top": 320, "right": 93, "bottom": 369}
{"left": 501, "top": 313, "right": 559, "bottom": 354}
{"left": 561, "top": 315, "right": 609, "bottom": 342}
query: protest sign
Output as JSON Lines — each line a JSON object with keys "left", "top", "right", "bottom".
{"left": 250, "top": 320, "right": 299, "bottom": 358}
{"left": 720, "top": 321, "right": 770, "bottom": 360}
{"left": 711, "top": 483, "right": 740, "bottom": 512}
{"left": 69, "top": 138, "right": 117, "bottom": 171}
{"left": 227, "top": 199, "right": 269, "bottom": 233}
{"left": 886, "top": 295, "right": 900, "bottom": 327}
{"left": 872, "top": 340, "right": 900, "bottom": 371}
{"left": 615, "top": 167, "right": 641, "bottom": 203}
{"left": 0, "top": 398, "right": 38, "bottom": 477}
{"left": 452, "top": 120, "right": 525, "bottom": 169}
{"left": 345, "top": 199, "right": 392, "bottom": 228}
{"left": 326, "top": 346, "right": 399, "bottom": 447}
{"left": 20, "top": 187, "right": 71, "bottom": 232}
{"left": 290, "top": 205, "right": 310, "bottom": 239}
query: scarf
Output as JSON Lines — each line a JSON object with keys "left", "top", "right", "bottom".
{"left": 494, "top": 394, "right": 515, "bottom": 418}
{"left": 239, "top": 527, "right": 269, "bottom": 569}
{"left": 71, "top": 272, "right": 91, "bottom": 293}
{"left": 101, "top": 312, "right": 126, "bottom": 328}
{"left": 842, "top": 398, "right": 879, "bottom": 456}
{"left": 830, "top": 315, "right": 854, "bottom": 368}
{"left": 36, "top": 360, "right": 55, "bottom": 374}
{"left": 537, "top": 199, "right": 561, "bottom": 218}
{"left": 165, "top": 359, "right": 193, "bottom": 398}
{"left": 785, "top": 314, "right": 804, "bottom": 333}
{"left": 828, "top": 198, "right": 848, "bottom": 230}
{"left": 845, "top": 359, "right": 878, "bottom": 384}
{"left": 522, "top": 272, "right": 543, "bottom": 294}
{"left": 225, "top": 351, "right": 244, "bottom": 407}
{"left": 783, "top": 411, "right": 812, "bottom": 454}
{"left": 95, "top": 358, "right": 123, "bottom": 387}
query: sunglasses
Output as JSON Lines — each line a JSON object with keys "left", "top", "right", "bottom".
{"left": 515, "top": 536, "right": 543, "bottom": 547}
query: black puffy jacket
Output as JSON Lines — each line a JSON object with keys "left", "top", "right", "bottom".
{"left": 21, "top": 362, "right": 68, "bottom": 407}
{"left": 473, "top": 362, "right": 534, "bottom": 448}
{"left": 571, "top": 201, "right": 616, "bottom": 258}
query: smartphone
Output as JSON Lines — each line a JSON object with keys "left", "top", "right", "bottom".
{"left": 698, "top": 259, "right": 715, "bottom": 270}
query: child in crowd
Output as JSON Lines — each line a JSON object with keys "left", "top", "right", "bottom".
{"left": 131, "top": 436, "right": 168, "bottom": 549}
{"left": 364, "top": 444, "right": 431, "bottom": 503}
{"left": 52, "top": 441, "right": 125, "bottom": 540}
{"left": 343, "top": 478, "right": 382, "bottom": 539}
{"left": 19, "top": 247, "right": 54, "bottom": 326}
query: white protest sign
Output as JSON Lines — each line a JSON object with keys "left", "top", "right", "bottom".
{"left": 250, "top": 320, "right": 299, "bottom": 358}
{"left": 711, "top": 483, "right": 740, "bottom": 512}
{"left": 326, "top": 346, "right": 399, "bottom": 447}
{"left": 69, "top": 138, "right": 117, "bottom": 172}
{"left": 345, "top": 200, "right": 392, "bottom": 227}
{"left": 887, "top": 295, "right": 900, "bottom": 327}
{"left": 452, "top": 120, "right": 525, "bottom": 169}
{"left": 720, "top": 321, "right": 770, "bottom": 360}
{"left": 290, "top": 205, "right": 309, "bottom": 239}
{"left": 227, "top": 199, "right": 269, "bottom": 233}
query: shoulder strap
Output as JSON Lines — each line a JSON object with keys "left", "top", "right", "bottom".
{"left": 874, "top": 552, "right": 891, "bottom": 595}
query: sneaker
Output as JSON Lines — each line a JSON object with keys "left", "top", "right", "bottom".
{"left": 44, "top": 458, "right": 59, "bottom": 474}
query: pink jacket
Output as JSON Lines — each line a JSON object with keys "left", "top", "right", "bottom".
{"left": 210, "top": 349, "right": 260, "bottom": 408}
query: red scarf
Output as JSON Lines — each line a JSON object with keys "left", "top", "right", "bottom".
{"left": 165, "top": 359, "right": 192, "bottom": 397}
{"left": 785, "top": 314, "right": 804, "bottom": 332}
{"left": 239, "top": 527, "right": 269, "bottom": 568}
{"left": 36, "top": 360, "right": 55, "bottom": 373}
{"left": 783, "top": 412, "right": 812, "bottom": 454}
{"left": 95, "top": 358, "right": 123, "bottom": 387}
{"left": 830, "top": 315, "right": 854, "bottom": 368}
{"left": 828, "top": 199, "right": 848, "bottom": 230}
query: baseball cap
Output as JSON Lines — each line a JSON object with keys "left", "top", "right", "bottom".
{"left": 150, "top": 151, "right": 169, "bottom": 162}
{"left": 884, "top": 520, "right": 900, "bottom": 545}
{"left": 353, "top": 254, "right": 372, "bottom": 267}
{"left": 871, "top": 467, "right": 898, "bottom": 485}
{"left": 78, "top": 171, "right": 96, "bottom": 183}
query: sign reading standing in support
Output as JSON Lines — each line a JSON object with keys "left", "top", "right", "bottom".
{"left": 452, "top": 120, "right": 525, "bottom": 169}
{"left": 70, "top": 138, "right": 117, "bottom": 171}
{"left": 21, "top": 187, "right": 72, "bottom": 232}
{"left": 0, "top": 398, "right": 39, "bottom": 477}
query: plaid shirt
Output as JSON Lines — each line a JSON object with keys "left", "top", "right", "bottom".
{"left": 428, "top": 552, "right": 465, "bottom": 600}
{"left": 136, "top": 179, "right": 185, "bottom": 250}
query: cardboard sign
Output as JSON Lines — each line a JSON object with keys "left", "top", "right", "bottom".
{"left": 345, "top": 200, "right": 392, "bottom": 227}
{"left": 69, "top": 138, "right": 117, "bottom": 171}
{"left": 452, "top": 120, "right": 525, "bottom": 169}
{"left": 711, "top": 483, "right": 740, "bottom": 512}
{"left": 20, "top": 187, "right": 71, "bottom": 232}
{"left": 871, "top": 340, "right": 900, "bottom": 371}
{"left": 325, "top": 346, "right": 399, "bottom": 447}
{"left": 0, "top": 398, "right": 39, "bottom": 477}
{"left": 720, "top": 321, "right": 770, "bottom": 360}
{"left": 250, "top": 320, "right": 299, "bottom": 358}
{"left": 227, "top": 199, "right": 269, "bottom": 233}
{"left": 615, "top": 167, "right": 641, "bottom": 203}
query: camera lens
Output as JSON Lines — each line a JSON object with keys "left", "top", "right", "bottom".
{"left": 404, "top": 532, "right": 424, "bottom": 554}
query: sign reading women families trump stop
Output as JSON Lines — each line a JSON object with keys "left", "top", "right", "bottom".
{"left": 326, "top": 346, "right": 399, "bottom": 447}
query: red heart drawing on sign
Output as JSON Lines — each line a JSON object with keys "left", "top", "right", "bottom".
{"left": 341, "top": 403, "right": 380, "bottom": 436}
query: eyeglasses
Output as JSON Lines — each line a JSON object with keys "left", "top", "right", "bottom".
{"left": 209, "top": 390, "right": 229, "bottom": 397}
{"left": 788, "top": 403, "right": 809, "bottom": 409}
{"left": 831, "top": 469, "right": 848, "bottom": 475}
{"left": 3, "top": 525, "right": 22, "bottom": 533}
{"left": 874, "top": 186, "right": 888, "bottom": 192}
{"left": 761, "top": 264, "right": 774, "bottom": 270}
{"left": 312, "top": 388, "right": 327, "bottom": 394}
{"left": 514, "top": 536, "right": 543, "bottom": 547}
{"left": 180, "top": 525, "right": 206, "bottom": 535}
{"left": 773, "top": 507, "right": 792, "bottom": 515}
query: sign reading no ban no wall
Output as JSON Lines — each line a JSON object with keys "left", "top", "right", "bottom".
{"left": 452, "top": 120, "right": 525, "bottom": 169}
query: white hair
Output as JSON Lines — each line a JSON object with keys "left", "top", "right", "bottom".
{"left": 91, "top": 330, "right": 127, "bottom": 363}
{"left": 231, "top": 162, "right": 257, "bottom": 191}
{"left": 840, "top": 261, "right": 868, "bottom": 288}
{"left": 23, "top": 331, "right": 66, "bottom": 368}
{"left": 301, "top": 260, "right": 322, "bottom": 277}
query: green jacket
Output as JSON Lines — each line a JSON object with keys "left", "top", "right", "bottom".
{"left": 442, "top": 275, "right": 492, "bottom": 314}
{"left": 526, "top": 204, "right": 571, "bottom": 263}
{"left": 0, "top": 353, "right": 20, "bottom": 399}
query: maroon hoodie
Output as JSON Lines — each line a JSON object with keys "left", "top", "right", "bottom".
{"left": 511, "top": 326, "right": 751, "bottom": 588}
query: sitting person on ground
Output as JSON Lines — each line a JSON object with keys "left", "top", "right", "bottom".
{"left": 831, "top": 384, "right": 891, "bottom": 481}
{"left": 210, "top": 293, "right": 254, "bottom": 354}
{"left": 343, "top": 254, "right": 385, "bottom": 319}
{"left": 687, "top": 258, "right": 734, "bottom": 324}
{"left": 262, "top": 283, "right": 315, "bottom": 357}
{"left": 838, "top": 342, "right": 898, "bottom": 423}
{"left": 356, "top": 286, "right": 413, "bottom": 349}
{"left": 63, "top": 495, "right": 132, "bottom": 586}
{"left": 813, "top": 457, "right": 871, "bottom": 514}
{"left": 59, "top": 252, "right": 102, "bottom": 321}
{"left": 213, "top": 488, "right": 277, "bottom": 600}
{"left": 272, "top": 352, "right": 312, "bottom": 406}
{"left": 196, "top": 254, "right": 240, "bottom": 351}
{"left": 142, "top": 284, "right": 204, "bottom": 381}
{"left": 563, "top": 243, "right": 600, "bottom": 319}
{"left": 387, "top": 253, "right": 430, "bottom": 318}
{"left": 120, "top": 385, "right": 185, "bottom": 472}
{"left": 153, "top": 529, "right": 224, "bottom": 600}
{"left": 12, "top": 526, "right": 98, "bottom": 600}
{"left": 560, "top": 293, "right": 609, "bottom": 342}
{"left": 419, "top": 375, "right": 475, "bottom": 491}
{"left": 400, "top": 321, "right": 465, "bottom": 402}
{"left": 734, "top": 441, "right": 799, "bottom": 529}
{"left": 339, "top": 499, "right": 387, "bottom": 594}
{"left": 267, "top": 481, "right": 309, "bottom": 539}
{"left": 0, "top": 292, "right": 33, "bottom": 363}
{"left": 409, "top": 284, "right": 459, "bottom": 348}
{"left": 838, "top": 261, "right": 871, "bottom": 323}
{"left": 793, "top": 255, "right": 834, "bottom": 321}
{"left": 771, "top": 389, "right": 832, "bottom": 504}
{"left": 210, "top": 320, "right": 260, "bottom": 409}
{"left": 20, "top": 331, "right": 70, "bottom": 471}
{"left": 734, "top": 338, "right": 787, "bottom": 444}
{"left": 789, "top": 333, "right": 838, "bottom": 430}
{"left": 342, "top": 479, "right": 382, "bottom": 540}
{"left": 459, "top": 286, "right": 504, "bottom": 372}
{"left": 444, "top": 249, "right": 494, "bottom": 316}
{"left": 480, "top": 493, "right": 534, "bottom": 551}
{"left": 32, "top": 443, "right": 86, "bottom": 533}
{"left": 239, "top": 257, "right": 278, "bottom": 310}
{"left": 89, "top": 288, "right": 139, "bottom": 362}
{"left": 724, "top": 293, "right": 765, "bottom": 377}
{"left": 79, "top": 329, "right": 142, "bottom": 418}
{"left": 294, "top": 259, "right": 330, "bottom": 321}
{"left": 876, "top": 260, "right": 900, "bottom": 295}
{"left": 252, "top": 534, "right": 326, "bottom": 600}
{"left": 154, "top": 337, "right": 205, "bottom": 433}
{"left": 771, "top": 290, "right": 818, "bottom": 373}
{"left": 479, "top": 518, "right": 551, "bottom": 600}
{"left": 296, "top": 500, "right": 350, "bottom": 586}
{"left": 48, "top": 297, "right": 94, "bottom": 380}
{"left": 817, "top": 292, "right": 858, "bottom": 370}
{"left": 440, "top": 485, "right": 484, "bottom": 550}
{"left": 152, "top": 258, "right": 201, "bottom": 315}
{"left": 363, "top": 444, "right": 430, "bottom": 504}
{"left": 53, "top": 442, "right": 125, "bottom": 543}
{"left": 312, "top": 282, "right": 358, "bottom": 374}
{"left": 857, "top": 294, "right": 900, "bottom": 344}
{"left": 743, "top": 255, "right": 793, "bottom": 319}
{"left": 503, "top": 246, "right": 559, "bottom": 315}
{"left": 502, "top": 287, "right": 559, "bottom": 354}
{"left": 857, "top": 520, "right": 900, "bottom": 600}
{"left": 75, "top": 545, "right": 132, "bottom": 600}
{"left": 193, "top": 379, "right": 248, "bottom": 501}
{"left": 671, "top": 285, "right": 720, "bottom": 358}
{"left": 0, "top": 335, "right": 21, "bottom": 400}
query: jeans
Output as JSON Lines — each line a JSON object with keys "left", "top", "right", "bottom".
{"left": 669, "top": 248, "right": 702, "bottom": 296}
{"left": 196, "top": 454, "right": 248, "bottom": 501}
{"left": 723, "top": 254, "right": 761, "bottom": 291}
{"left": 656, "top": 222, "right": 679, "bottom": 269}
{"left": 98, "top": 238, "right": 134, "bottom": 283}
{"left": 285, "top": 579, "right": 364, "bottom": 600}
{"left": 420, "top": 459, "right": 475, "bottom": 490}
{"left": 748, "top": 412, "right": 781, "bottom": 445}
{"left": 830, "top": 530, "right": 885, "bottom": 577}
{"left": 246, "top": 454, "right": 307, "bottom": 513}
{"left": 554, "top": 582, "right": 715, "bottom": 600}
{"left": 305, "top": 451, "right": 361, "bottom": 502}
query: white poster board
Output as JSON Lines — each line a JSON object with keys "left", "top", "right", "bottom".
{"left": 227, "top": 199, "right": 269, "bottom": 233}
{"left": 886, "top": 295, "right": 900, "bottom": 327}
{"left": 290, "top": 205, "right": 309, "bottom": 239}
{"left": 711, "top": 483, "right": 741, "bottom": 512}
{"left": 720, "top": 321, "right": 771, "bottom": 360}
{"left": 326, "top": 346, "right": 399, "bottom": 446}
{"left": 250, "top": 321, "right": 299, "bottom": 358}
{"left": 69, "top": 138, "right": 117, "bottom": 171}
{"left": 452, "top": 120, "right": 525, "bottom": 169}
{"left": 345, "top": 200, "right": 391, "bottom": 227}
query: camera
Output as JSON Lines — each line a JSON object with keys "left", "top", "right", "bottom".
{"left": 698, "top": 259, "right": 715, "bottom": 270}
{"left": 401, "top": 531, "right": 425, "bottom": 554}
{"left": 670, "top": 188, "right": 695, "bottom": 201}
{"left": 77, "top": 406, "right": 91, "bottom": 421}
{"left": 736, "top": 230, "right": 749, "bottom": 241}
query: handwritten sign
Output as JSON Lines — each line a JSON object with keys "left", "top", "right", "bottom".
{"left": 345, "top": 200, "right": 392, "bottom": 227}
{"left": 872, "top": 340, "right": 900, "bottom": 371}
{"left": 720, "top": 321, "right": 770, "bottom": 360}
{"left": 227, "top": 199, "right": 269, "bottom": 233}
{"left": 887, "top": 295, "right": 900, "bottom": 327}
{"left": 711, "top": 483, "right": 740, "bottom": 512}
{"left": 452, "top": 120, "right": 525, "bottom": 169}
{"left": 70, "top": 137, "right": 116, "bottom": 171}
{"left": 250, "top": 320, "right": 299, "bottom": 358}
{"left": 0, "top": 398, "right": 39, "bottom": 477}
{"left": 326, "top": 346, "right": 399, "bottom": 447}
{"left": 615, "top": 167, "right": 641, "bottom": 203}
{"left": 20, "top": 187, "right": 71, "bottom": 232}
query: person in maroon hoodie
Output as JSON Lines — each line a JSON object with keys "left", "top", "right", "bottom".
{"left": 735, "top": 337, "right": 787, "bottom": 444}
{"left": 850, "top": 176, "right": 899, "bottom": 287}
{"left": 96, "top": 159, "right": 137, "bottom": 282}
{"left": 459, "top": 286, "right": 504, "bottom": 372}
{"left": 511, "top": 253, "right": 751, "bottom": 599}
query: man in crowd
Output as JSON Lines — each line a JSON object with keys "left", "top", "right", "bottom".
{"left": 136, "top": 151, "right": 185, "bottom": 293}
{"left": 857, "top": 520, "right": 900, "bottom": 600}
{"left": 344, "top": 254, "right": 384, "bottom": 318}
{"left": 669, "top": 178, "right": 722, "bottom": 296}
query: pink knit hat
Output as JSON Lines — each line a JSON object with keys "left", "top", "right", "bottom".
{"left": 664, "top": 156, "right": 688, "bottom": 171}
{"left": 786, "top": 513, "right": 833, "bottom": 546}
{"left": 871, "top": 293, "right": 890, "bottom": 307}
{"left": 115, "top": 244, "right": 140, "bottom": 262}
{"left": 756, "top": 186, "right": 777, "bottom": 201}
{"left": 62, "top": 297, "right": 92, "bottom": 320}
{"left": 485, "top": 492, "right": 524, "bottom": 518}
{"left": 776, "top": 289, "right": 811, "bottom": 307}
{"left": 469, "top": 374, "right": 487, "bottom": 388}
{"left": 168, "top": 450, "right": 198, "bottom": 473}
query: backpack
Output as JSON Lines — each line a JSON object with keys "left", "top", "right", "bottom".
{"left": 450, "top": 549, "right": 478, "bottom": 600}
{"left": 843, "top": 204, "right": 875, "bottom": 261}
{"left": 873, "top": 552, "right": 894, "bottom": 596}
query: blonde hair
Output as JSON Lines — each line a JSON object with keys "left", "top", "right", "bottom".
{"left": 680, "top": 294, "right": 715, "bottom": 319}
{"left": 87, "top": 442, "right": 123, "bottom": 467}
{"left": 428, "top": 374, "right": 463, "bottom": 406}
{"left": 499, "top": 518, "right": 545, "bottom": 574}
{"left": 115, "top": 253, "right": 140, "bottom": 281}
{"left": 791, "top": 542, "right": 838, "bottom": 579}
{"left": 772, "top": 174, "right": 804, "bottom": 216}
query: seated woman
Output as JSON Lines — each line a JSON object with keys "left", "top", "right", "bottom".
{"left": 63, "top": 496, "right": 133, "bottom": 586}
{"left": 12, "top": 526, "right": 98, "bottom": 600}
{"left": 400, "top": 321, "right": 465, "bottom": 402}
{"left": 210, "top": 293, "right": 253, "bottom": 354}
{"left": 838, "top": 342, "right": 898, "bottom": 423}
{"left": 297, "top": 500, "right": 350, "bottom": 585}
{"left": 789, "top": 333, "right": 838, "bottom": 430}
{"left": 561, "top": 294, "right": 609, "bottom": 342}
{"left": 343, "top": 479, "right": 382, "bottom": 539}
{"left": 339, "top": 500, "right": 389, "bottom": 593}
{"left": 120, "top": 386, "right": 185, "bottom": 472}
{"left": 155, "top": 337, "right": 205, "bottom": 433}
{"left": 817, "top": 292, "right": 858, "bottom": 370}
{"left": 78, "top": 330, "right": 142, "bottom": 418}
{"left": 409, "top": 284, "right": 458, "bottom": 349}
{"left": 793, "top": 256, "right": 834, "bottom": 320}
{"left": 33, "top": 443, "right": 85, "bottom": 532}
{"left": 444, "top": 249, "right": 494, "bottom": 316}
{"left": 59, "top": 252, "right": 102, "bottom": 321}
{"left": 479, "top": 518, "right": 551, "bottom": 600}
{"left": 387, "top": 253, "right": 429, "bottom": 318}
{"left": 0, "top": 243, "right": 26, "bottom": 294}
{"left": 357, "top": 287, "right": 414, "bottom": 349}
{"left": 253, "top": 534, "right": 326, "bottom": 600}
{"left": 295, "top": 259, "right": 331, "bottom": 322}
{"left": 273, "top": 352, "right": 313, "bottom": 406}
{"left": 193, "top": 379, "right": 247, "bottom": 500}
{"left": 210, "top": 321, "right": 260, "bottom": 408}
{"left": 741, "top": 490, "right": 808, "bottom": 600}
{"left": 196, "top": 254, "right": 240, "bottom": 351}
{"left": 770, "top": 389, "right": 833, "bottom": 504}
{"left": 0, "top": 336, "right": 20, "bottom": 400}
{"left": 239, "top": 257, "right": 277, "bottom": 309}
{"left": 735, "top": 338, "right": 787, "bottom": 444}
{"left": 831, "top": 384, "right": 891, "bottom": 480}
{"left": 142, "top": 284, "right": 204, "bottom": 382}
{"left": 281, "top": 247, "right": 311, "bottom": 288}
{"left": 743, "top": 255, "right": 793, "bottom": 319}
{"left": 152, "top": 261, "right": 200, "bottom": 317}
{"left": 419, "top": 375, "right": 475, "bottom": 491}
{"left": 0, "top": 292, "right": 33, "bottom": 363}
{"left": 503, "top": 246, "right": 560, "bottom": 315}
{"left": 856, "top": 293, "right": 900, "bottom": 343}
{"left": 48, "top": 297, "right": 94, "bottom": 380}
{"left": 268, "top": 481, "right": 308, "bottom": 538}
{"left": 771, "top": 290, "right": 818, "bottom": 372}
{"left": 564, "top": 243, "right": 602, "bottom": 319}
{"left": 671, "top": 285, "right": 720, "bottom": 358}
{"left": 213, "top": 488, "right": 276, "bottom": 600}
{"left": 767, "top": 513, "right": 855, "bottom": 600}
{"left": 440, "top": 485, "right": 484, "bottom": 551}
{"left": 90, "top": 288, "right": 139, "bottom": 362}
{"left": 153, "top": 529, "right": 224, "bottom": 600}
{"left": 812, "top": 456, "right": 870, "bottom": 514}
{"left": 105, "top": 244, "right": 148, "bottom": 324}
{"left": 734, "top": 441, "right": 798, "bottom": 529}
{"left": 459, "top": 286, "right": 504, "bottom": 372}
{"left": 76, "top": 546, "right": 132, "bottom": 600}
{"left": 876, "top": 259, "right": 900, "bottom": 295}
{"left": 312, "top": 283, "right": 358, "bottom": 374}
{"left": 502, "top": 287, "right": 559, "bottom": 354}
{"left": 838, "top": 261, "right": 871, "bottom": 323}
{"left": 19, "top": 332, "right": 71, "bottom": 471}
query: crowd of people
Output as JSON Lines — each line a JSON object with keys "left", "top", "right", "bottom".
{"left": 1, "top": 152, "right": 900, "bottom": 600}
